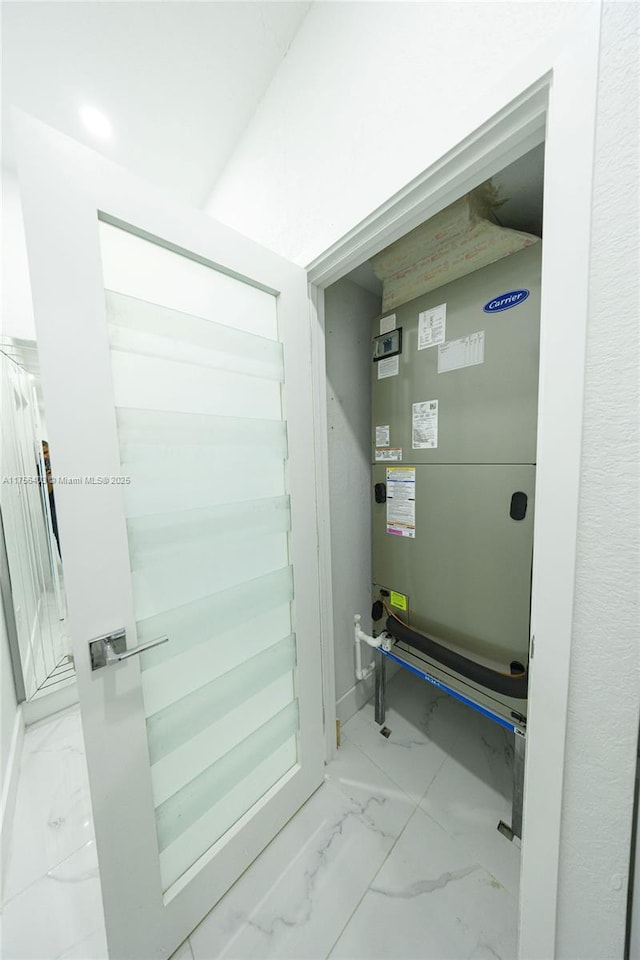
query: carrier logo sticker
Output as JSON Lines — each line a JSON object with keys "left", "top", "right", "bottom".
{"left": 483, "top": 289, "right": 530, "bottom": 313}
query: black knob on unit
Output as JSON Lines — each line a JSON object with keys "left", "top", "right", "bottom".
{"left": 374, "top": 483, "right": 386, "bottom": 504}
{"left": 371, "top": 600, "right": 384, "bottom": 621}
{"left": 510, "top": 491, "right": 528, "bottom": 520}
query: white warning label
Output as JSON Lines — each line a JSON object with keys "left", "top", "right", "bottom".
{"left": 438, "top": 330, "right": 485, "bottom": 373}
{"left": 377, "top": 356, "right": 399, "bottom": 379}
{"left": 412, "top": 400, "right": 438, "bottom": 449}
{"left": 375, "top": 425, "right": 390, "bottom": 447}
{"left": 375, "top": 448, "right": 402, "bottom": 462}
{"left": 386, "top": 466, "right": 416, "bottom": 538}
{"left": 418, "top": 303, "right": 446, "bottom": 350}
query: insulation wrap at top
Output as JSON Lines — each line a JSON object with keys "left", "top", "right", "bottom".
{"left": 371, "top": 184, "right": 540, "bottom": 312}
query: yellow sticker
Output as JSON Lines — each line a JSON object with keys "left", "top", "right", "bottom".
{"left": 390, "top": 591, "right": 408, "bottom": 612}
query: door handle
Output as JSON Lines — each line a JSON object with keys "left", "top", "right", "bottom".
{"left": 89, "top": 628, "right": 169, "bottom": 671}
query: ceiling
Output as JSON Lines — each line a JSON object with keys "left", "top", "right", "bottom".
{"left": 1, "top": 1, "right": 311, "bottom": 207}
{"left": 1, "top": 2, "right": 544, "bottom": 289}
{"left": 347, "top": 143, "right": 545, "bottom": 297}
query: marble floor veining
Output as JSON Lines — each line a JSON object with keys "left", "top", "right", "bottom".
{"left": 1, "top": 708, "right": 105, "bottom": 960}
{"left": 1, "top": 669, "right": 520, "bottom": 960}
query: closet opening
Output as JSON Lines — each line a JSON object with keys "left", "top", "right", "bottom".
{"left": 322, "top": 142, "right": 544, "bottom": 893}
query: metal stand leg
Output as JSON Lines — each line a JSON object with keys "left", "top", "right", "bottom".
{"left": 511, "top": 730, "right": 525, "bottom": 840}
{"left": 498, "top": 729, "right": 525, "bottom": 842}
{"left": 374, "top": 649, "right": 386, "bottom": 726}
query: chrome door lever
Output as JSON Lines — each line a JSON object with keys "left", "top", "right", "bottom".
{"left": 89, "top": 629, "right": 169, "bottom": 671}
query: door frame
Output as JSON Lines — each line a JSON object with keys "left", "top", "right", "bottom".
{"left": 307, "top": 7, "right": 601, "bottom": 959}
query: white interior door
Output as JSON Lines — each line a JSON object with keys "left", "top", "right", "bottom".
{"left": 14, "top": 111, "right": 325, "bottom": 959}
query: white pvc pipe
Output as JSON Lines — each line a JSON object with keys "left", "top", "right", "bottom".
{"left": 353, "top": 614, "right": 381, "bottom": 681}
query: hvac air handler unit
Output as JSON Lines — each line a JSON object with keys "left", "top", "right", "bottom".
{"left": 369, "top": 243, "right": 541, "bottom": 839}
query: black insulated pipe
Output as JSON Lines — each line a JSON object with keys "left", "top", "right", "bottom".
{"left": 384, "top": 617, "right": 528, "bottom": 699}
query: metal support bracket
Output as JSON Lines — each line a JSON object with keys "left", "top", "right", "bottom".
{"left": 375, "top": 648, "right": 386, "bottom": 725}
{"left": 498, "top": 728, "right": 525, "bottom": 842}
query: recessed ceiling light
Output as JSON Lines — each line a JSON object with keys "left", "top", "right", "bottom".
{"left": 80, "top": 105, "right": 112, "bottom": 140}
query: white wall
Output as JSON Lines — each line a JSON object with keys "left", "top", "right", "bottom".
{"left": 1, "top": 594, "right": 23, "bottom": 892}
{"left": 324, "top": 278, "right": 380, "bottom": 723}
{"left": 631, "top": 757, "right": 640, "bottom": 959}
{"left": 0, "top": 599, "right": 18, "bottom": 798}
{"left": 555, "top": 3, "right": 639, "bottom": 956}
{"left": 205, "top": 1, "right": 639, "bottom": 954}
{"left": 1, "top": 354, "right": 60, "bottom": 699}
{"left": 205, "top": 0, "right": 589, "bottom": 265}
{"left": 2, "top": 166, "right": 36, "bottom": 341}
{"left": 1, "top": 166, "right": 32, "bottom": 870}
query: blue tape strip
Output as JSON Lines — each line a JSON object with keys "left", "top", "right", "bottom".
{"left": 381, "top": 648, "right": 517, "bottom": 733}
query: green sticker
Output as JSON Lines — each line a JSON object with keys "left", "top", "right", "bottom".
{"left": 390, "top": 591, "right": 408, "bottom": 612}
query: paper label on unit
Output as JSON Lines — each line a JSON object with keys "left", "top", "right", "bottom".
{"left": 390, "top": 590, "right": 408, "bottom": 611}
{"left": 375, "top": 425, "right": 390, "bottom": 447}
{"left": 412, "top": 400, "right": 438, "bottom": 449}
{"left": 377, "top": 355, "right": 399, "bottom": 379}
{"left": 379, "top": 314, "right": 397, "bottom": 335}
{"left": 417, "top": 303, "right": 446, "bottom": 350}
{"left": 438, "top": 331, "right": 485, "bottom": 373}
{"left": 386, "top": 467, "right": 416, "bottom": 538}
{"left": 375, "top": 448, "right": 403, "bottom": 462}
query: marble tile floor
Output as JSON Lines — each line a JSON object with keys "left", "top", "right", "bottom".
{"left": 1, "top": 669, "right": 520, "bottom": 960}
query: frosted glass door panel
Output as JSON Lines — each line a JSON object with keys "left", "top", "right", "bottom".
{"left": 100, "top": 224, "right": 277, "bottom": 339}
{"left": 100, "top": 225, "right": 299, "bottom": 893}
{"left": 158, "top": 716, "right": 297, "bottom": 890}
{"left": 111, "top": 351, "right": 283, "bottom": 419}
{"left": 117, "top": 409, "right": 288, "bottom": 516}
{"left": 140, "top": 604, "right": 294, "bottom": 715}
{"left": 130, "top": 530, "right": 289, "bottom": 621}
{"left": 107, "top": 292, "right": 284, "bottom": 380}
{"left": 137, "top": 568, "right": 293, "bottom": 675}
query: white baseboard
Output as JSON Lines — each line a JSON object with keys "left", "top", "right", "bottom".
{"left": 0, "top": 704, "right": 24, "bottom": 906}
{"left": 336, "top": 676, "right": 374, "bottom": 727}
{"left": 336, "top": 659, "right": 402, "bottom": 728}
{"left": 22, "top": 678, "right": 79, "bottom": 726}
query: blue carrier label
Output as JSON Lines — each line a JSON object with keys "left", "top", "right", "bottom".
{"left": 483, "top": 289, "right": 530, "bottom": 313}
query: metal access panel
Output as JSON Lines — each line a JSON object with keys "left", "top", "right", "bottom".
{"left": 372, "top": 462, "right": 534, "bottom": 723}
{"left": 371, "top": 243, "right": 541, "bottom": 721}
{"left": 372, "top": 243, "right": 541, "bottom": 465}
